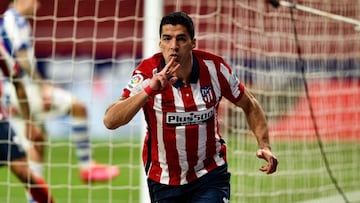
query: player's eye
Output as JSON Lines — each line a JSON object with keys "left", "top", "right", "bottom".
{"left": 162, "top": 36, "right": 171, "bottom": 41}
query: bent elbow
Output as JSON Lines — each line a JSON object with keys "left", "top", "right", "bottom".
{"left": 103, "top": 116, "right": 118, "bottom": 130}
{"left": 103, "top": 115, "right": 129, "bottom": 130}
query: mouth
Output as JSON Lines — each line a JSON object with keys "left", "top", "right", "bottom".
{"left": 170, "top": 54, "right": 178, "bottom": 59}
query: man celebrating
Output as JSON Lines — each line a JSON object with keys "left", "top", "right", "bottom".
{"left": 104, "top": 11, "right": 277, "bottom": 203}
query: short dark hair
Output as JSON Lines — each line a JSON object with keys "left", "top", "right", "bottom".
{"left": 159, "top": 12, "right": 195, "bottom": 39}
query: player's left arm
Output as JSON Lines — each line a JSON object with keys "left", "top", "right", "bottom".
{"left": 236, "top": 87, "right": 278, "bottom": 174}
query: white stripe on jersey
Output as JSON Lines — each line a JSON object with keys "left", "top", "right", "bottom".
{"left": 154, "top": 93, "right": 170, "bottom": 184}
{"left": 204, "top": 60, "right": 222, "bottom": 100}
{"left": 173, "top": 86, "right": 188, "bottom": 185}
{"left": 190, "top": 82, "right": 207, "bottom": 111}
{"left": 176, "top": 125, "right": 189, "bottom": 185}
{"left": 190, "top": 82, "right": 211, "bottom": 179}
{"left": 201, "top": 60, "right": 226, "bottom": 169}
{"left": 195, "top": 116, "right": 207, "bottom": 178}
{"left": 220, "top": 63, "right": 242, "bottom": 98}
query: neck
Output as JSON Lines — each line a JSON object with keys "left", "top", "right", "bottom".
{"left": 176, "top": 55, "right": 193, "bottom": 84}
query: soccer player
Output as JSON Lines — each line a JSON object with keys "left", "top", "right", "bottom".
{"left": 104, "top": 11, "right": 278, "bottom": 203}
{"left": 0, "top": 41, "right": 55, "bottom": 203}
{"left": 0, "top": 0, "right": 119, "bottom": 184}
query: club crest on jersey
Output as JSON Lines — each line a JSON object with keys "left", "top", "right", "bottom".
{"left": 200, "top": 85, "right": 214, "bottom": 103}
{"left": 128, "top": 74, "right": 143, "bottom": 89}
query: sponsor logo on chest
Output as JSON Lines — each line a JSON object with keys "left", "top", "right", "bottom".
{"left": 165, "top": 107, "right": 215, "bottom": 126}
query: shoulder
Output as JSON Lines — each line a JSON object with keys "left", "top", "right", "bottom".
{"left": 192, "top": 50, "right": 226, "bottom": 64}
{"left": 140, "top": 52, "right": 163, "bottom": 67}
{"left": 136, "top": 52, "right": 163, "bottom": 77}
{"left": 193, "top": 50, "right": 232, "bottom": 74}
{"left": 3, "top": 8, "right": 18, "bottom": 22}
{"left": 3, "top": 8, "right": 28, "bottom": 29}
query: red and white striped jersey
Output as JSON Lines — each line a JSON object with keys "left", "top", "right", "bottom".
{"left": 122, "top": 50, "right": 245, "bottom": 185}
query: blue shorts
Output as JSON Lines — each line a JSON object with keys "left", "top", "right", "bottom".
{"left": 147, "top": 164, "right": 231, "bottom": 203}
{"left": 0, "top": 120, "right": 26, "bottom": 166}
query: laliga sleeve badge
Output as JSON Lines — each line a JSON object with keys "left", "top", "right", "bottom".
{"left": 127, "top": 74, "right": 143, "bottom": 89}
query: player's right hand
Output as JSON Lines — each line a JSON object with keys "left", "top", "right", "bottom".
{"left": 149, "top": 57, "right": 180, "bottom": 91}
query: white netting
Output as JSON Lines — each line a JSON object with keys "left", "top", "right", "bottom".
{"left": 166, "top": 0, "right": 360, "bottom": 202}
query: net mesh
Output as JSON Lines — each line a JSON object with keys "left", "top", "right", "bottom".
{"left": 166, "top": 0, "right": 360, "bottom": 202}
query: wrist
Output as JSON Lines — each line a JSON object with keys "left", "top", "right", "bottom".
{"left": 144, "top": 85, "right": 160, "bottom": 97}
{"left": 259, "top": 144, "right": 271, "bottom": 151}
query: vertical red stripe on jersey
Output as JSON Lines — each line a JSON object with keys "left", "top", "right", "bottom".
{"left": 162, "top": 87, "right": 182, "bottom": 185}
{"left": 180, "top": 85, "right": 199, "bottom": 182}
{"left": 198, "top": 60, "right": 219, "bottom": 172}
{"left": 143, "top": 100, "right": 161, "bottom": 183}
{"left": 163, "top": 126, "right": 181, "bottom": 185}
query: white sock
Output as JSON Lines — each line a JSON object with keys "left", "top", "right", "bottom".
{"left": 28, "top": 160, "right": 44, "bottom": 178}
{"left": 25, "top": 190, "right": 37, "bottom": 203}
{"left": 71, "top": 118, "right": 92, "bottom": 169}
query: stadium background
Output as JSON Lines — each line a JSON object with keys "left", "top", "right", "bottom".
{"left": 1, "top": 0, "right": 359, "bottom": 138}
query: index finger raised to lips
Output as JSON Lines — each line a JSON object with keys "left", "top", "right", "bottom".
{"left": 163, "top": 57, "right": 176, "bottom": 74}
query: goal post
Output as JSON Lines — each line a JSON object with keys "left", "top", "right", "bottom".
{"left": 141, "top": 1, "right": 163, "bottom": 202}
{"left": 1, "top": 0, "right": 360, "bottom": 202}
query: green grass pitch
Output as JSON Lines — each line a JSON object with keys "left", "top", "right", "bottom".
{"left": 0, "top": 136, "right": 359, "bottom": 202}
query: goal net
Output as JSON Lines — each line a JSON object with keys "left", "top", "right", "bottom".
{"left": 1, "top": 0, "right": 360, "bottom": 202}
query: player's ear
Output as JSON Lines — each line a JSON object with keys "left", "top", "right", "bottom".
{"left": 192, "top": 38, "right": 196, "bottom": 49}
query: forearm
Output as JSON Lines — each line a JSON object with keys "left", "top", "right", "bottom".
{"left": 238, "top": 89, "right": 271, "bottom": 149}
{"left": 104, "top": 59, "right": 179, "bottom": 129}
{"left": 247, "top": 106, "right": 271, "bottom": 149}
{"left": 247, "top": 103, "right": 271, "bottom": 149}
{"left": 104, "top": 91, "right": 149, "bottom": 129}
{"left": 237, "top": 89, "right": 278, "bottom": 174}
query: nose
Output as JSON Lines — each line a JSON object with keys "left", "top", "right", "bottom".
{"left": 170, "top": 39, "right": 178, "bottom": 51}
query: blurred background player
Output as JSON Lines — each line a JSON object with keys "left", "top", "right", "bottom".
{"left": 0, "top": 0, "right": 119, "bottom": 183}
{"left": 0, "top": 40, "right": 55, "bottom": 203}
